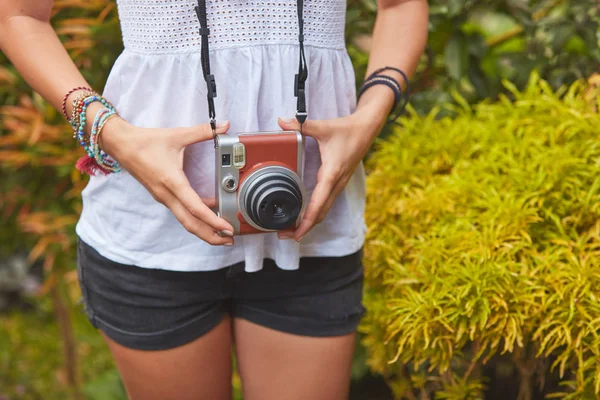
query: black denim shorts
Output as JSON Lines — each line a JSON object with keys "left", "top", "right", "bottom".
{"left": 76, "top": 238, "right": 366, "bottom": 351}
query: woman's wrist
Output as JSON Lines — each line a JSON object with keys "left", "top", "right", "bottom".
{"left": 76, "top": 99, "right": 126, "bottom": 155}
{"left": 354, "top": 85, "right": 396, "bottom": 136}
{"left": 97, "top": 113, "right": 128, "bottom": 156}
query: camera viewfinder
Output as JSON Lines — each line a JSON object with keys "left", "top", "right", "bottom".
{"left": 221, "top": 154, "right": 231, "bottom": 167}
{"left": 233, "top": 143, "right": 246, "bottom": 169}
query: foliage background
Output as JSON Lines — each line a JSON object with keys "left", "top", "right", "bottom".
{"left": 1, "top": 0, "right": 599, "bottom": 399}
{"left": 363, "top": 75, "right": 600, "bottom": 400}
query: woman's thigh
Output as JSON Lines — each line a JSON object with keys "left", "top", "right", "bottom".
{"left": 76, "top": 238, "right": 234, "bottom": 399}
{"left": 104, "top": 317, "right": 233, "bottom": 400}
{"left": 233, "top": 318, "right": 355, "bottom": 400}
{"left": 230, "top": 250, "right": 365, "bottom": 400}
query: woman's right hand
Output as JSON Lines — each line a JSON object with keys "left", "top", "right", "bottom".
{"left": 97, "top": 114, "right": 235, "bottom": 246}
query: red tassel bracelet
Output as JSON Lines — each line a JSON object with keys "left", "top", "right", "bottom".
{"left": 75, "top": 155, "right": 110, "bottom": 176}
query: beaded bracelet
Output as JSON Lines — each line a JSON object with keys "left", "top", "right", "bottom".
{"left": 70, "top": 90, "right": 97, "bottom": 129}
{"left": 89, "top": 108, "right": 121, "bottom": 173}
{"left": 68, "top": 92, "right": 120, "bottom": 176}
{"left": 75, "top": 108, "right": 121, "bottom": 176}
{"left": 61, "top": 86, "right": 93, "bottom": 121}
{"left": 72, "top": 93, "right": 114, "bottom": 133}
{"left": 75, "top": 94, "right": 115, "bottom": 153}
{"left": 86, "top": 107, "right": 112, "bottom": 157}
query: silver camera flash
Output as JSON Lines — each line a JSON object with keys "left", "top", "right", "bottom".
{"left": 232, "top": 143, "right": 246, "bottom": 169}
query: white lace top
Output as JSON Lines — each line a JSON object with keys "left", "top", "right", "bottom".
{"left": 76, "top": 0, "right": 367, "bottom": 272}
{"left": 118, "top": 0, "right": 346, "bottom": 52}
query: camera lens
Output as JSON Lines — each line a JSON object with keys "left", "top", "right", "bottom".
{"left": 272, "top": 201, "right": 285, "bottom": 217}
{"left": 239, "top": 167, "right": 304, "bottom": 231}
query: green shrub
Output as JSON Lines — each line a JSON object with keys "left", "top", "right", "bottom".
{"left": 347, "top": 0, "right": 600, "bottom": 115}
{"left": 361, "top": 73, "right": 600, "bottom": 400}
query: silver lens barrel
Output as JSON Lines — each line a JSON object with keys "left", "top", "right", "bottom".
{"left": 238, "top": 166, "right": 305, "bottom": 231}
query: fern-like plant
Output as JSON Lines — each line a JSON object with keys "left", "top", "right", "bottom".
{"left": 362, "top": 73, "right": 600, "bottom": 400}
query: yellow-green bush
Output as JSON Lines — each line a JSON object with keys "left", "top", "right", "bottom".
{"left": 362, "top": 74, "right": 600, "bottom": 400}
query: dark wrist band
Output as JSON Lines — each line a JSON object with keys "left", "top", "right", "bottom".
{"left": 357, "top": 66, "right": 410, "bottom": 125}
{"left": 357, "top": 76, "right": 403, "bottom": 117}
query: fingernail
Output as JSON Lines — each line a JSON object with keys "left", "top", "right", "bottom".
{"left": 217, "top": 120, "right": 229, "bottom": 128}
{"left": 279, "top": 234, "right": 293, "bottom": 240}
{"left": 221, "top": 230, "right": 234, "bottom": 237}
{"left": 279, "top": 117, "right": 294, "bottom": 123}
{"left": 296, "top": 235, "right": 305, "bottom": 242}
{"left": 224, "top": 242, "right": 234, "bottom": 246}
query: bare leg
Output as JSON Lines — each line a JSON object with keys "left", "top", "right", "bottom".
{"left": 102, "top": 316, "right": 233, "bottom": 400}
{"left": 233, "top": 318, "right": 356, "bottom": 400}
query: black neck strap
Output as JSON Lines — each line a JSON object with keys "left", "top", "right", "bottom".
{"left": 294, "top": 0, "right": 308, "bottom": 124}
{"left": 194, "top": 0, "right": 217, "bottom": 135}
{"left": 195, "top": 0, "right": 308, "bottom": 135}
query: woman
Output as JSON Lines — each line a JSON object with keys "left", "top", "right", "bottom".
{"left": 0, "top": 0, "right": 428, "bottom": 399}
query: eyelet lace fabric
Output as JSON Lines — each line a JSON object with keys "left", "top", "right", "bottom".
{"left": 117, "top": 0, "right": 347, "bottom": 53}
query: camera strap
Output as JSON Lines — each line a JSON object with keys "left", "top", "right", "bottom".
{"left": 294, "top": 0, "right": 308, "bottom": 126}
{"left": 194, "top": 0, "right": 308, "bottom": 145}
{"left": 194, "top": 0, "right": 217, "bottom": 147}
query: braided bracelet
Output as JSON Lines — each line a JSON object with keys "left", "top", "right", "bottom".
{"left": 358, "top": 76, "right": 403, "bottom": 120}
{"left": 61, "top": 86, "right": 93, "bottom": 121}
{"left": 357, "top": 66, "right": 410, "bottom": 124}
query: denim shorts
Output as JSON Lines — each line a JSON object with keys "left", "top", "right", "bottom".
{"left": 76, "top": 238, "right": 366, "bottom": 351}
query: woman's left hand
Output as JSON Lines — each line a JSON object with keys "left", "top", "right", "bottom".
{"left": 277, "top": 106, "right": 385, "bottom": 241}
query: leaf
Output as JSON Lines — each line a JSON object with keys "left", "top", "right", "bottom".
{"left": 467, "top": 60, "right": 490, "bottom": 99}
{"left": 445, "top": 32, "right": 468, "bottom": 81}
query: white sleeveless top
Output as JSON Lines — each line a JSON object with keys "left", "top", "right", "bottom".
{"left": 75, "top": 0, "right": 367, "bottom": 272}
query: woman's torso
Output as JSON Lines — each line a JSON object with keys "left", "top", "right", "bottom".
{"left": 75, "top": 0, "right": 367, "bottom": 272}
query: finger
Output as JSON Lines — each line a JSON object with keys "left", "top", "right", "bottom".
{"left": 277, "top": 117, "right": 332, "bottom": 140}
{"left": 171, "top": 120, "right": 230, "bottom": 146}
{"left": 293, "top": 170, "right": 337, "bottom": 241}
{"left": 201, "top": 197, "right": 217, "bottom": 209}
{"left": 162, "top": 191, "right": 234, "bottom": 246}
{"left": 278, "top": 229, "right": 295, "bottom": 240}
{"left": 164, "top": 172, "right": 235, "bottom": 236}
{"left": 316, "top": 179, "right": 346, "bottom": 224}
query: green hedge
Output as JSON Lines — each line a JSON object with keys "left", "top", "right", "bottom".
{"left": 347, "top": 0, "right": 600, "bottom": 115}
{"left": 361, "top": 74, "right": 600, "bottom": 399}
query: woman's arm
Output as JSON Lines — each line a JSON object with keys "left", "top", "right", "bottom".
{"left": 0, "top": 1, "right": 235, "bottom": 245}
{"left": 0, "top": 1, "right": 104, "bottom": 135}
{"left": 278, "top": 0, "right": 429, "bottom": 241}
{"left": 356, "top": 0, "right": 429, "bottom": 123}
